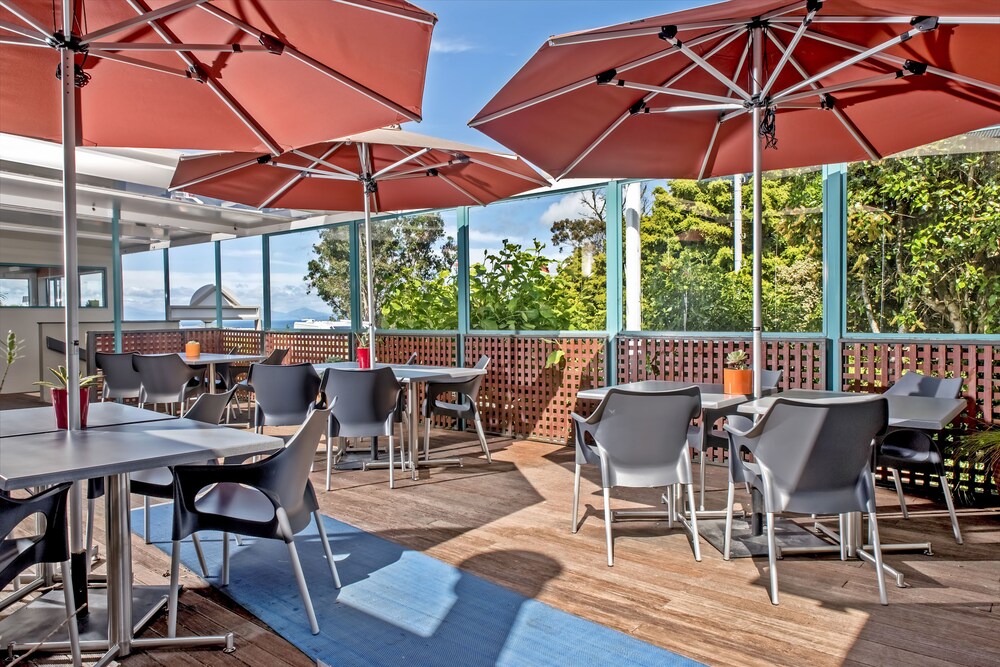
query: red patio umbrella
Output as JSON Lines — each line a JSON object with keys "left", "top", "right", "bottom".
{"left": 169, "top": 127, "right": 550, "bottom": 357}
{"left": 470, "top": 0, "right": 1000, "bottom": 396}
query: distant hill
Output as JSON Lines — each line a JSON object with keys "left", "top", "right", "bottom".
{"left": 271, "top": 307, "right": 331, "bottom": 321}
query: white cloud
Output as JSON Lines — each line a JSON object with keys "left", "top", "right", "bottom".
{"left": 539, "top": 192, "right": 602, "bottom": 226}
{"left": 430, "top": 36, "right": 475, "bottom": 54}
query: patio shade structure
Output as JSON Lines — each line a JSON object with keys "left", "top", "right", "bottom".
{"left": 168, "top": 127, "right": 551, "bottom": 357}
{"left": 0, "top": 0, "right": 435, "bottom": 611}
{"left": 470, "top": 0, "right": 1000, "bottom": 396}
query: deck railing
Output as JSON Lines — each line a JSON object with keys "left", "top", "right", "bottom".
{"left": 87, "top": 328, "right": 998, "bottom": 504}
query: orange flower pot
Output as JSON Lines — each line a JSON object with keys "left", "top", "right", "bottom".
{"left": 723, "top": 368, "right": 753, "bottom": 395}
{"left": 185, "top": 341, "right": 201, "bottom": 359}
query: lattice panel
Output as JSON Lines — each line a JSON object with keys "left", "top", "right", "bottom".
{"left": 464, "top": 335, "right": 606, "bottom": 444}
{"left": 376, "top": 334, "right": 456, "bottom": 366}
{"left": 615, "top": 336, "right": 825, "bottom": 389}
{"left": 220, "top": 329, "right": 265, "bottom": 354}
{"left": 265, "top": 331, "right": 351, "bottom": 364}
{"left": 841, "top": 340, "right": 999, "bottom": 502}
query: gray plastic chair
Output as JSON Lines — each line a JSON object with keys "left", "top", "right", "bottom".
{"left": 692, "top": 369, "right": 783, "bottom": 510}
{"left": 879, "top": 371, "right": 963, "bottom": 543}
{"left": 319, "top": 367, "right": 402, "bottom": 490}
{"left": 95, "top": 352, "right": 142, "bottom": 402}
{"left": 167, "top": 407, "right": 339, "bottom": 637}
{"left": 133, "top": 353, "right": 201, "bottom": 416}
{"left": 724, "top": 397, "right": 890, "bottom": 605}
{"left": 571, "top": 386, "right": 703, "bottom": 566}
{"left": 235, "top": 348, "right": 288, "bottom": 415}
{"left": 249, "top": 362, "right": 321, "bottom": 434}
{"left": 422, "top": 355, "right": 492, "bottom": 464}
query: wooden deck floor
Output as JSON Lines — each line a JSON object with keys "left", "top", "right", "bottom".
{"left": 8, "top": 426, "right": 1000, "bottom": 666}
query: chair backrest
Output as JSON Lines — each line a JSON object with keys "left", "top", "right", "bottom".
{"left": 184, "top": 387, "right": 237, "bottom": 425}
{"left": 263, "top": 348, "right": 289, "bottom": 365}
{"left": 885, "top": 371, "right": 962, "bottom": 398}
{"left": 320, "top": 367, "right": 401, "bottom": 437}
{"left": 0, "top": 483, "right": 72, "bottom": 588}
{"left": 250, "top": 363, "right": 321, "bottom": 427}
{"left": 753, "top": 397, "right": 888, "bottom": 513}
{"left": 96, "top": 352, "right": 142, "bottom": 397}
{"left": 405, "top": 352, "right": 418, "bottom": 365}
{"left": 761, "top": 368, "right": 783, "bottom": 391}
{"left": 592, "top": 386, "right": 702, "bottom": 488}
{"left": 257, "top": 407, "right": 331, "bottom": 519}
{"left": 473, "top": 355, "right": 490, "bottom": 371}
{"left": 133, "top": 354, "right": 195, "bottom": 402}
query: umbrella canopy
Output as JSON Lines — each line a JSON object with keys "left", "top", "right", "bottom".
{"left": 470, "top": 0, "right": 1000, "bottom": 396}
{"left": 169, "top": 127, "right": 550, "bottom": 358}
{"left": 0, "top": 0, "right": 437, "bottom": 153}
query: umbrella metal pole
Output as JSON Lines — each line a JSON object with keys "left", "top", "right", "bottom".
{"left": 750, "top": 25, "right": 764, "bottom": 399}
{"left": 61, "top": 1, "right": 88, "bottom": 615}
{"left": 363, "top": 181, "right": 377, "bottom": 364}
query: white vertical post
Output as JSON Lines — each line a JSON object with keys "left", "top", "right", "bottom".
{"left": 751, "top": 26, "right": 764, "bottom": 398}
{"left": 623, "top": 182, "right": 642, "bottom": 331}
{"left": 733, "top": 174, "right": 743, "bottom": 273}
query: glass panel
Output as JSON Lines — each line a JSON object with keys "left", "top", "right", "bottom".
{"left": 0, "top": 264, "right": 106, "bottom": 308}
{"left": 220, "top": 236, "right": 263, "bottom": 329}
{"left": 363, "top": 210, "right": 458, "bottom": 330}
{"left": 627, "top": 169, "right": 823, "bottom": 333}
{"left": 168, "top": 244, "right": 216, "bottom": 328}
{"left": 469, "top": 189, "right": 608, "bottom": 330}
{"left": 847, "top": 145, "right": 1000, "bottom": 335}
{"left": 122, "top": 250, "right": 165, "bottom": 320}
{"left": 274, "top": 226, "right": 349, "bottom": 330}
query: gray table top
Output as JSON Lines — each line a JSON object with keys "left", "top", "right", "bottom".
{"left": 737, "top": 389, "right": 967, "bottom": 430}
{"left": 314, "top": 362, "right": 486, "bottom": 383}
{"left": 0, "top": 420, "right": 281, "bottom": 491}
{"left": 577, "top": 380, "right": 748, "bottom": 410}
{"left": 0, "top": 403, "right": 174, "bottom": 439}
{"left": 175, "top": 352, "right": 265, "bottom": 365}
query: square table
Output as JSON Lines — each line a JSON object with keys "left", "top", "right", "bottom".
{"left": 0, "top": 419, "right": 281, "bottom": 663}
{"left": 577, "top": 380, "right": 747, "bottom": 411}
{"left": 175, "top": 352, "right": 266, "bottom": 394}
{"left": 0, "top": 402, "right": 174, "bottom": 439}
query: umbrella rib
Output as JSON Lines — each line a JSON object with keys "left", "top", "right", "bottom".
{"left": 260, "top": 144, "right": 349, "bottom": 209}
{"left": 372, "top": 148, "right": 434, "bottom": 179}
{"left": 547, "top": 18, "right": 743, "bottom": 47}
{"left": 197, "top": 3, "right": 422, "bottom": 123}
{"left": 771, "top": 15, "right": 1000, "bottom": 25}
{"left": 125, "top": 0, "right": 282, "bottom": 155}
{"left": 391, "top": 146, "right": 486, "bottom": 206}
{"left": 770, "top": 21, "right": 937, "bottom": 103}
{"left": 89, "top": 42, "right": 273, "bottom": 52}
{"left": 610, "top": 80, "right": 747, "bottom": 106}
{"left": 80, "top": 0, "right": 209, "bottom": 45}
{"left": 88, "top": 50, "right": 194, "bottom": 78}
{"left": 469, "top": 25, "right": 742, "bottom": 127}
{"left": 0, "top": 18, "right": 46, "bottom": 41}
{"left": 659, "top": 32, "right": 750, "bottom": 101}
{"left": 766, "top": 29, "right": 881, "bottom": 161}
{"left": 332, "top": 0, "right": 437, "bottom": 26}
{"left": 698, "top": 33, "right": 750, "bottom": 180}
{"left": 759, "top": 1, "right": 823, "bottom": 98}
{"left": 0, "top": 33, "right": 46, "bottom": 46}
{"left": 290, "top": 145, "right": 357, "bottom": 178}
{"left": 778, "top": 71, "right": 910, "bottom": 105}
{"left": 466, "top": 157, "right": 551, "bottom": 188}
{"left": 780, "top": 24, "right": 1000, "bottom": 97}
{"left": 169, "top": 157, "right": 262, "bottom": 192}
{"left": 0, "top": 1, "right": 50, "bottom": 38}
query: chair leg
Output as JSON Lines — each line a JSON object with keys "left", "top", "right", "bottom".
{"left": 868, "top": 510, "right": 889, "bottom": 605}
{"left": 686, "top": 482, "right": 701, "bottom": 562}
{"left": 221, "top": 532, "right": 230, "bottom": 586}
{"left": 571, "top": 463, "right": 581, "bottom": 533}
{"left": 167, "top": 539, "right": 182, "bottom": 637}
{"left": 143, "top": 496, "right": 151, "bottom": 544}
{"left": 86, "top": 497, "right": 96, "bottom": 572}
{"left": 940, "top": 475, "right": 963, "bottom": 544}
{"left": 191, "top": 535, "right": 209, "bottom": 578}
{"left": 423, "top": 417, "right": 431, "bottom": 461}
{"left": 889, "top": 468, "right": 908, "bottom": 518}
{"left": 766, "top": 512, "right": 779, "bottom": 605}
{"left": 723, "top": 481, "right": 735, "bottom": 561}
{"left": 314, "top": 511, "right": 342, "bottom": 589}
{"left": 60, "top": 559, "right": 82, "bottom": 667}
{"left": 286, "top": 538, "right": 320, "bottom": 635}
{"left": 603, "top": 487, "right": 614, "bottom": 567}
{"left": 666, "top": 485, "right": 674, "bottom": 530}
{"left": 234, "top": 534, "right": 244, "bottom": 547}
{"left": 699, "top": 451, "right": 707, "bottom": 511}
{"left": 325, "top": 428, "right": 333, "bottom": 492}
{"left": 473, "top": 413, "right": 492, "bottom": 463}
{"left": 388, "top": 434, "right": 395, "bottom": 489}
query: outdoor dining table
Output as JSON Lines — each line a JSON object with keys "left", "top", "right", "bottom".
{"left": 0, "top": 402, "right": 174, "bottom": 439}
{"left": 576, "top": 380, "right": 748, "bottom": 411}
{"left": 0, "top": 415, "right": 281, "bottom": 664}
{"left": 313, "top": 361, "right": 488, "bottom": 470}
{"left": 734, "top": 389, "right": 967, "bottom": 587}
{"left": 175, "top": 352, "right": 266, "bottom": 394}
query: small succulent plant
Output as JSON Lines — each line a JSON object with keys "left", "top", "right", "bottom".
{"left": 725, "top": 349, "right": 750, "bottom": 370}
{"left": 33, "top": 365, "right": 100, "bottom": 390}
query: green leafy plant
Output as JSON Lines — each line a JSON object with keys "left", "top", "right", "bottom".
{"left": 725, "top": 349, "right": 750, "bottom": 370}
{"left": 542, "top": 339, "right": 566, "bottom": 370}
{"left": 324, "top": 355, "right": 345, "bottom": 363}
{"left": 0, "top": 330, "right": 25, "bottom": 394}
{"left": 33, "top": 365, "right": 99, "bottom": 390}
{"left": 954, "top": 429, "right": 1000, "bottom": 480}
{"left": 354, "top": 331, "right": 370, "bottom": 348}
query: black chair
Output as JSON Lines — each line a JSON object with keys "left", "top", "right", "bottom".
{"left": 95, "top": 352, "right": 141, "bottom": 402}
{"left": 235, "top": 348, "right": 288, "bottom": 416}
{"left": 421, "top": 355, "right": 492, "bottom": 464}
{"left": 724, "top": 398, "right": 890, "bottom": 605}
{"left": 133, "top": 353, "right": 202, "bottom": 416}
{"left": 250, "top": 362, "right": 321, "bottom": 435}
{"left": 1, "top": 483, "right": 82, "bottom": 666}
{"left": 167, "top": 408, "right": 339, "bottom": 636}
{"left": 319, "top": 367, "right": 402, "bottom": 490}
{"left": 878, "top": 371, "right": 964, "bottom": 544}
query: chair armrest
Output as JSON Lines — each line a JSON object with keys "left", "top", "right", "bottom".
{"left": 172, "top": 457, "right": 278, "bottom": 511}
{"left": 0, "top": 482, "right": 73, "bottom": 541}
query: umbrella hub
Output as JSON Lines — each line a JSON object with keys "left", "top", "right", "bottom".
{"left": 49, "top": 31, "right": 91, "bottom": 88}
{"left": 362, "top": 175, "right": 378, "bottom": 194}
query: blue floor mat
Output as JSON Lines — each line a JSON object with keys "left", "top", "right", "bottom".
{"left": 134, "top": 503, "right": 700, "bottom": 666}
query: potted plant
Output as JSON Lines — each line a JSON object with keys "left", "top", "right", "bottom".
{"left": 723, "top": 349, "right": 753, "bottom": 395}
{"left": 355, "top": 332, "right": 371, "bottom": 369}
{"left": 0, "top": 330, "right": 24, "bottom": 394}
{"left": 34, "top": 366, "right": 99, "bottom": 429}
{"left": 955, "top": 429, "right": 1000, "bottom": 494}
{"left": 184, "top": 339, "right": 202, "bottom": 359}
